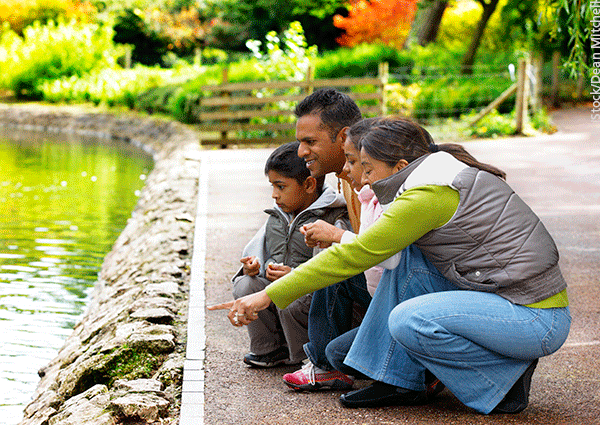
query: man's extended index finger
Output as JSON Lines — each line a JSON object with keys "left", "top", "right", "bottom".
{"left": 207, "top": 300, "right": 235, "bottom": 310}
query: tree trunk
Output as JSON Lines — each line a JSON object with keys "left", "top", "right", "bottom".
{"left": 415, "top": 1, "right": 449, "bottom": 46}
{"left": 460, "top": 0, "right": 500, "bottom": 74}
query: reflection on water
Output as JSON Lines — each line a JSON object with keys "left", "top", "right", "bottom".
{"left": 0, "top": 130, "right": 153, "bottom": 424}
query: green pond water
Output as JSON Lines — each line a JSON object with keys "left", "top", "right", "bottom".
{"left": 0, "top": 130, "right": 153, "bottom": 424}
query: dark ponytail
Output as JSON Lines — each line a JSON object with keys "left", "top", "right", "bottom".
{"left": 359, "top": 117, "right": 506, "bottom": 180}
{"left": 437, "top": 143, "right": 506, "bottom": 179}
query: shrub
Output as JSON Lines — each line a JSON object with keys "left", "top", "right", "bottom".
{"left": 112, "top": 9, "right": 170, "bottom": 67}
{"left": 386, "top": 83, "right": 422, "bottom": 117}
{"left": 314, "top": 43, "right": 414, "bottom": 78}
{"left": 465, "top": 109, "right": 515, "bottom": 138}
{"left": 529, "top": 107, "right": 556, "bottom": 133}
{"left": 0, "top": 0, "right": 95, "bottom": 34}
{"left": 397, "top": 75, "right": 515, "bottom": 120}
{"left": 0, "top": 19, "right": 124, "bottom": 98}
{"left": 41, "top": 64, "right": 197, "bottom": 107}
{"left": 246, "top": 21, "right": 317, "bottom": 82}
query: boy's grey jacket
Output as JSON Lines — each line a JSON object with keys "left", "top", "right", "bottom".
{"left": 371, "top": 151, "right": 567, "bottom": 305}
{"left": 232, "top": 183, "right": 349, "bottom": 281}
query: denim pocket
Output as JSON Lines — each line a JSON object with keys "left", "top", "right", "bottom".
{"left": 540, "top": 307, "right": 571, "bottom": 356}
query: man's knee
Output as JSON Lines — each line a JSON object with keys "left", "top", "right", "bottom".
{"left": 279, "top": 294, "right": 311, "bottom": 322}
{"left": 232, "top": 275, "right": 268, "bottom": 299}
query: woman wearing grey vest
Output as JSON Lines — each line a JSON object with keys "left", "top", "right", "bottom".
{"left": 214, "top": 117, "right": 571, "bottom": 415}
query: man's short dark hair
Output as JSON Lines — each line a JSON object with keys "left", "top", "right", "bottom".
{"left": 294, "top": 88, "right": 362, "bottom": 139}
{"left": 265, "top": 141, "right": 312, "bottom": 185}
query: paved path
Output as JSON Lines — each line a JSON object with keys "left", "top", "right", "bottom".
{"left": 202, "top": 108, "right": 600, "bottom": 424}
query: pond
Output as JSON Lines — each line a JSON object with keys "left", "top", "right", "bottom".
{"left": 0, "top": 130, "right": 154, "bottom": 425}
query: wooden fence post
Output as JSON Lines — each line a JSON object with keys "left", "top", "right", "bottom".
{"left": 551, "top": 51, "right": 560, "bottom": 108}
{"left": 469, "top": 82, "right": 517, "bottom": 126}
{"left": 515, "top": 57, "right": 529, "bottom": 134}
{"left": 531, "top": 54, "right": 543, "bottom": 114}
{"left": 305, "top": 65, "right": 314, "bottom": 95}
{"left": 378, "top": 62, "right": 389, "bottom": 115}
{"left": 124, "top": 45, "right": 132, "bottom": 69}
{"left": 220, "top": 67, "right": 229, "bottom": 148}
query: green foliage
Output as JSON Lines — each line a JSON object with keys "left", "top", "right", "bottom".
{"left": 40, "top": 64, "right": 194, "bottom": 107}
{"left": 0, "top": 0, "right": 96, "bottom": 35}
{"left": 551, "top": 0, "right": 592, "bottom": 78}
{"left": 112, "top": 9, "right": 170, "bottom": 67}
{"left": 0, "top": 19, "right": 124, "bottom": 98}
{"left": 529, "top": 107, "right": 556, "bottom": 133}
{"left": 386, "top": 83, "right": 422, "bottom": 117}
{"left": 200, "top": 47, "right": 228, "bottom": 65}
{"left": 466, "top": 109, "right": 516, "bottom": 138}
{"left": 107, "top": 346, "right": 166, "bottom": 383}
{"left": 314, "top": 44, "right": 414, "bottom": 78}
{"left": 390, "top": 74, "right": 515, "bottom": 120}
{"left": 208, "top": 0, "right": 346, "bottom": 52}
{"left": 436, "top": 0, "right": 509, "bottom": 52}
{"left": 464, "top": 106, "right": 555, "bottom": 138}
{"left": 246, "top": 21, "right": 317, "bottom": 82}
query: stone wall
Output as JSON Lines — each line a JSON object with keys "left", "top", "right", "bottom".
{"left": 0, "top": 104, "right": 201, "bottom": 425}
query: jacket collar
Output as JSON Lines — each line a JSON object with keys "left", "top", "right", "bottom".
{"left": 371, "top": 154, "right": 430, "bottom": 205}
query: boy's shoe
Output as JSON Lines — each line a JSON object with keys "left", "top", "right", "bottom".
{"left": 283, "top": 361, "right": 354, "bottom": 391}
{"left": 243, "top": 346, "right": 290, "bottom": 368}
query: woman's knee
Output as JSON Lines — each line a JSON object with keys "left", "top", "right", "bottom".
{"left": 387, "top": 302, "right": 427, "bottom": 353}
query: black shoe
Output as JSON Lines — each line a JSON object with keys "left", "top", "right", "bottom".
{"left": 492, "top": 359, "right": 538, "bottom": 414}
{"left": 425, "top": 369, "right": 445, "bottom": 399}
{"left": 243, "top": 346, "right": 290, "bottom": 368}
{"left": 339, "top": 381, "right": 427, "bottom": 408}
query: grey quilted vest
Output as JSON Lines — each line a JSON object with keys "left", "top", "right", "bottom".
{"left": 264, "top": 204, "right": 347, "bottom": 268}
{"left": 372, "top": 152, "right": 567, "bottom": 305}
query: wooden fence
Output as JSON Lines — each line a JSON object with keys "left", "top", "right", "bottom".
{"left": 469, "top": 56, "right": 545, "bottom": 134}
{"left": 197, "top": 63, "right": 389, "bottom": 146}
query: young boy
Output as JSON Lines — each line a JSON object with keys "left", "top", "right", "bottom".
{"left": 232, "top": 141, "right": 349, "bottom": 368}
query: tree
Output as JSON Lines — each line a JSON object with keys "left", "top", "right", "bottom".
{"left": 206, "top": 0, "right": 347, "bottom": 51}
{"left": 460, "top": 0, "right": 501, "bottom": 74}
{"left": 411, "top": 0, "right": 449, "bottom": 47}
{"left": 333, "top": 0, "right": 419, "bottom": 49}
{"left": 499, "top": 0, "right": 591, "bottom": 78}
{"left": 549, "top": 0, "right": 592, "bottom": 78}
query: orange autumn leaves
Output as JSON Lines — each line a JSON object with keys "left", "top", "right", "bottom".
{"left": 334, "top": 0, "right": 419, "bottom": 49}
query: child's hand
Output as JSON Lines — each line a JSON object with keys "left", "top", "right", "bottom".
{"left": 301, "top": 220, "right": 345, "bottom": 248}
{"left": 241, "top": 256, "right": 260, "bottom": 276}
{"left": 266, "top": 263, "right": 292, "bottom": 282}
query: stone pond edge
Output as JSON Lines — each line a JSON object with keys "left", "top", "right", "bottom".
{"left": 0, "top": 103, "right": 203, "bottom": 425}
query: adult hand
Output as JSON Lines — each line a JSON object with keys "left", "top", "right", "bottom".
{"left": 240, "top": 256, "right": 260, "bottom": 276}
{"left": 265, "top": 263, "right": 292, "bottom": 282}
{"left": 207, "top": 290, "right": 272, "bottom": 327}
{"left": 301, "top": 220, "right": 345, "bottom": 248}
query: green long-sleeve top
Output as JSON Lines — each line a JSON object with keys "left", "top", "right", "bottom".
{"left": 265, "top": 185, "right": 568, "bottom": 310}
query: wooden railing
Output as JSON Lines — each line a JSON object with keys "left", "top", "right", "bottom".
{"left": 197, "top": 63, "right": 389, "bottom": 146}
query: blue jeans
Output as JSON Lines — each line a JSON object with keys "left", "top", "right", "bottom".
{"left": 325, "top": 327, "right": 369, "bottom": 379}
{"left": 343, "top": 245, "right": 571, "bottom": 414}
{"left": 304, "top": 272, "right": 371, "bottom": 370}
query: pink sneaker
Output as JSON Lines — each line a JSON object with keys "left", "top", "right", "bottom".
{"left": 283, "top": 361, "right": 354, "bottom": 391}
